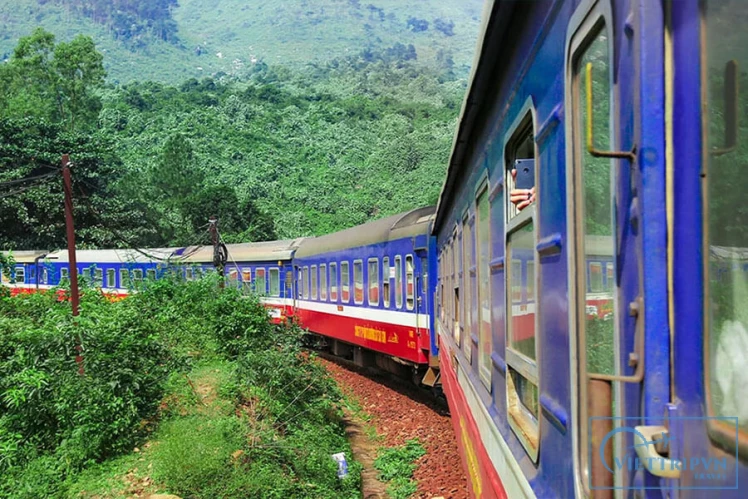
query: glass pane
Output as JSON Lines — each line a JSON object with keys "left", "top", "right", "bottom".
{"left": 303, "top": 267, "right": 309, "bottom": 299}
{"left": 255, "top": 268, "right": 265, "bottom": 295}
{"left": 269, "top": 268, "right": 280, "bottom": 297}
{"left": 476, "top": 189, "right": 492, "bottom": 382}
{"left": 462, "top": 222, "right": 473, "bottom": 362}
{"left": 454, "top": 237, "right": 461, "bottom": 345}
{"left": 579, "top": 27, "right": 615, "bottom": 378}
{"left": 406, "top": 256, "right": 415, "bottom": 310}
{"left": 330, "top": 264, "right": 338, "bottom": 301}
{"left": 320, "top": 265, "right": 327, "bottom": 300}
{"left": 368, "top": 260, "right": 379, "bottom": 305}
{"left": 395, "top": 257, "right": 403, "bottom": 308}
{"left": 705, "top": 0, "right": 748, "bottom": 431}
{"left": 508, "top": 222, "right": 536, "bottom": 360}
{"left": 383, "top": 258, "right": 390, "bottom": 307}
{"left": 354, "top": 261, "right": 364, "bottom": 304}
{"left": 95, "top": 269, "right": 104, "bottom": 287}
{"left": 341, "top": 262, "right": 350, "bottom": 302}
{"left": 119, "top": 269, "right": 127, "bottom": 287}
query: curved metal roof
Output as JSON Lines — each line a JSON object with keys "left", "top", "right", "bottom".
{"left": 178, "top": 238, "right": 306, "bottom": 264}
{"left": 295, "top": 206, "right": 436, "bottom": 258}
{"left": 44, "top": 248, "right": 179, "bottom": 263}
{"left": 0, "top": 250, "right": 49, "bottom": 263}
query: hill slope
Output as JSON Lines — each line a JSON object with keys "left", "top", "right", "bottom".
{"left": 0, "top": 0, "right": 484, "bottom": 83}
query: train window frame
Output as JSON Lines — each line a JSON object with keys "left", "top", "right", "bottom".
{"left": 303, "top": 266, "right": 309, "bottom": 299}
{"left": 242, "top": 268, "right": 252, "bottom": 285}
{"left": 405, "top": 255, "right": 415, "bottom": 311}
{"left": 395, "top": 255, "right": 403, "bottom": 309}
{"left": 269, "top": 268, "right": 280, "bottom": 297}
{"left": 133, "top": 269, "right": 144, "bottom": 282}
{"left": 311, "top": 265, "right": 318, "bottom": 300}
{"left": 454, "top": 226, "right": 462, "bottom": 345}
{"left": 589, "top": 262, "right": 603, "bottom": 293}
{"left": 475, "top": 181, "right": 493, "bottom": 388}
{"left": 146, "top": 269, "right": 156, "bottom": 281}
{"left": 341, "top": 261, "right": 350, "bottom": 303}
{"left": 382, "top": 257, "right": 390, "bottom": 308}
{"left": 14, "top": 266, "right": 24, "bottom": 283}
{"left": 503, "top": 103, "right": 540, "bottom": 463}
{"left": 368, "top": 258, "right": 379, "bottom": 306}
{"left": 119, "top": 268, "right": 128, "bottom": 287}
{"left": 320, "top": 264, "right": 327, "bottom": 301}
{"left": 94, "top": 268, "right": 104, "bottom": 287}
{"left": 330, "top": 263, "right": 338, "bottom": 301}
{"left": 185, "top": 267, "right": 194, "bottom": 281}
{"left": 353, "top": 259, "right": 364, "bottom": 305}
{"left": 42, "top": 268, "right": 48, "bottom": 285}
{"left": 462, "top": 213, "right": 473, "bottom": 363}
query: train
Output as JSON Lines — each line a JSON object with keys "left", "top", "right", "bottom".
{"left": 3, "top": 0, "right": 747, "bottom": 497}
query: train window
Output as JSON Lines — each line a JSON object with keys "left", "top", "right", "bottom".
{"left": 382, "top": 257, "right": 390, "bottom": 308}
{"left": 604, "top": 262, "right": 614, "bottom": 292}
{"left": 504, "top": 106, "right": 539, "bottom": 461}
{"left": 405, "top": 255, "right": 415, "bottom": 310}
{"left": 341, "top": 261, "right": 350, "bottom": 302}
{"left": 42, "top": 268, "right": 48, "bottom": 285}
{"left": 146, "top": 269, "right": 156, "bottom": 281}
{"left": 476, "top": 186, "right": 492, "bottom": 386}
{"left": 303, "top": 266, "right": 309, "bottom": 299}
{"left": 368, "top": 259, "right": 379, "bottom": 305}
{"left": 320, "top": 264, "right": 327, "bottom": 300}
{"left": 310, "top": 266, "right": 317, "bottom": 299}
{"left": 133, "top": 269, "right": 144, "bottom": 282}
{"left": 589, "top": 262, "right": 603, "bottom": 293}
{"left": 421, "top": 257, "right": 428, "bottom": 296}
{"left": 395, "top": 256, "right": 403, "bottom": 308}
{"left": 353, "top": 260, "right": 364, "bottom": 305}
{"left": 454, "top": 230, "right": 461, "bottom": 345}
{"left": 297, "top": 268, "right": 303, "bottom": 299}
{"left": 269, "top": 268, "right": 280, "bottom": 297}
{"left": 462, "top": 215, "right": 473, "bottom": 362}
{"left": 242, "top": 268, "right": 252, "bottom": 285}
{"left": 704, "top": 0, "right": 748, "bottom": 442}
{"left": 14, "top": 267, "right": 24, "bottom": 283}
{"left": 256, "top": 268, "right": 267, "bottom": 295}
{"left": 286, "top": 270, "right": 293, "bottom": 296}
{"left": 119, "top": 269, "right": 127, "bottom": 287}
{"left": 106, "top": 269, "right": 115, "bottom": 287}
{"left": 330, "top": 263, "right": 338, "bottom": 301}
{"left": 94, "top": 268, "right": 103, "bottom": 287}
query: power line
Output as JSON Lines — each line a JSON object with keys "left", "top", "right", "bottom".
{"left": 0, "top": 169, "right": 60, "bottom": 190}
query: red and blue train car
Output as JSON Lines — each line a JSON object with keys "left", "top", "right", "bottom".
{"left": 432, "top": 0, "right": 748, "bottom": 497}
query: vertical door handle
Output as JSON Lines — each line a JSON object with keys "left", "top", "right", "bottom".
{"left": 633, "top": 426, "right": 682, "bottom": 479}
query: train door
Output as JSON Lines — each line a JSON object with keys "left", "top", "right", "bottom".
{"left": 668, "top": 0, "right": 748, "bottom": 496}
{"left": 567, "top": 0, "right": 669, "bottom": 496}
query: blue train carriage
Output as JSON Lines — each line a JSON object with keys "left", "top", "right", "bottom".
{"left": 177, "top": 239, "right": 305, "bottom": 323}
{"left": 0, "top": 250, "right": 49, "bottom": 295}
{"left": 291, "top": 206, "right": 437, "bottom": 383}
{"left": 432, "top": 0, "right": 746, "bottom": 497}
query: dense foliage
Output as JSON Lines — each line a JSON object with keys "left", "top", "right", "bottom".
{"left": 0, "top": 276, "right": 359, "bottom": 498}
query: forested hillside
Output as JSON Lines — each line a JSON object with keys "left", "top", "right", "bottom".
{"left": 0, "top": 28, "right": 466, "bottom": 250}
{"left": 0, "top": 0, "right": 483, "bottom": 83}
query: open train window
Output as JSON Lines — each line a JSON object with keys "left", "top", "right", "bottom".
{"left": 341, "top": 261, "right": 350, "bottom": 302}
{"left": 405, "top": 255, "right": 415, "bottom": 310}
{"left": 330, "top": 263, "right": 338, "bottom": 301}
{"left": 353, "top": 260, "right": 364, "bottom": 305}
{"left": 382, "top": 257, "right": 390, "bottom": 308}
{"left": 320, "top": 264, "right": 327, "bottom": 300}
{"left": 368, "top": 259, "right": 379, "bottom": 306}
{"left": 504, "top": 105, "right": 539, "bottom": 462}
{"left": 269, "top": 268, "right": 280, "bottom": 297}
{"left": 395, "top": 256, "right": 403, "bottom": 309}
{"left": 133, "top": 269, "right": 144, "bottom": 282}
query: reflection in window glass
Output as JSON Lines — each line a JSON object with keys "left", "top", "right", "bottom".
{"left": 705, "top": 0, "right": 748, "bottom": 432}
{"left": 269, "top": 268, "right": 280, "bottom": 297}
{"left": 94, "top": 268, "right": 104, "bottom": 287}
{"left": 508, "top": 223, "right": 536, "bottom": 361}
{"left": 353, "top": 261, "right": 364, "bottom": 304}
{"left": 303, "top": 267, "right": 309, "bottom": 299}
{"left": 368, "top": 259, "right": 379, "bottom": 305}
{"left": 341, "top": 262, "right": 350, "bottom": 302}
{"left": 454, "top": 235, "right": 461, "bottom": 345}
{"left": 406, "top": 256, "right": 415, "bottom": 310}
{"left": 526, "top": 261, "right": 535, "bottom": 300}
{"left": 462, "top": 219, "right": 473, "bottom": 362}
{"left": 395, "top": 256, "right": 403, "bottom": 308}
{"left": 589, "top": 262, "right": 603, "bottom": 293}
{"left": 476, "top": 188, "right": 492, "bottom": 385}
{"left": 382, "top": 257, "right": 390, "bottom": 307}
{"left": 511, "top": 260, "right": 522, "bottom": 304}
{"left": 320, "top": 264, "right": 327, "bottom": 300}
{"left": 311, "top": 266, "right": 317, "bottom": 299}
{"left": 119, "top": 269, "right": 128, "bottom": 287}
{"left": 133, "top": 269, "right": 144, "bottom": 282}
{"left": 330, "top": 263, "right": 338, "bottom": 301}
{"left": 15, "top": 267, "right": 25, "bottom": 284}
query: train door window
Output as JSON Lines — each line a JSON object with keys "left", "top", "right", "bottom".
{"left": 310, "top": 266, "right": 317, "bottom": 299}
{"left": 133, "top": 269, "right": 144, "bottom": 282}
{"left": 269, "top": 268, "right": 280, "bottom": 297}
{"left": 504, "top": 108, "right": 539, "bottom": 461}
{"left": 341, "top": 261, "right": 350, "bottom": 302}
{"left": 303, "top": 266, "right": 309, "bottom": 299}
{"left": 256, "top": 268, "right": 267, "bottom": 295}
{"left": 186, "top": 268, "right": 193, "bottom": 281}
{"left": 106, "top": 269, "right": 115, "bottom": 287}
{"left": 462, "top": 215, "right": 473, "bottom": 362}
{"left": 368, "top": 259, "right": 379, "bottom": 306}
{"left": 330, "top": 263, "right": 338, "bottom": 301}
{"left": 146, "top": 269, "right": 156, "bottom": 281}
{"left": 353, "top": 260, "right": 364, "bottom": 305}
{"left": 405, "top": 255, "right": 415, "bottom": 310}
{"left": 704, "top": 0, "right": 748, "bottom": 444}
{"left": 15, "top": 267, "right": 24, "bottom": 283}
{"left": 119, "top": 269, "right": 128, "bottom": 287}
{"left": 320, "top": 264, "right": 327, "bottom": 300}
{"left": 395, "top": 256, "right": 403, "bottom": 308}
{"left": 382, "top": 257, "right": 390, "bottom": 308}
{"left": 476, "top": 186, "right": 492, "bottom": 386}
{"left": 589, "top": 262, "right": 603, "bottom": 293}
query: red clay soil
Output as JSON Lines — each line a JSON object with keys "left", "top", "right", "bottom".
{"left": 320, "top": 358, "right": 469, "bottom": 499}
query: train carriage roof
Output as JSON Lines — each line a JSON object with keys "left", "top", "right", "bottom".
{"left": 43, "top": 248, "right": 179, "bottom": 263}
{"left": 0, "top": 250, "right": 49, "bottom": 263}
{"left": 294, "top": 206, "right": 435, "bottom": 258}
{"left": 178, "top": 238, "right": 306, "bottom": 264}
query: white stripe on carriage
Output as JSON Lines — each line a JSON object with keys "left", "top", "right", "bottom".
{"left": 294, "top": 299, "right": 430, "bottom": 329}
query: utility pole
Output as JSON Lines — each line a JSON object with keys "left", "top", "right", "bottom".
{"left": 62, "top": 154, "right": 84, "bottom": 375}
{"left": 209, "top": 216, "right": 226, "bottom": 289}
